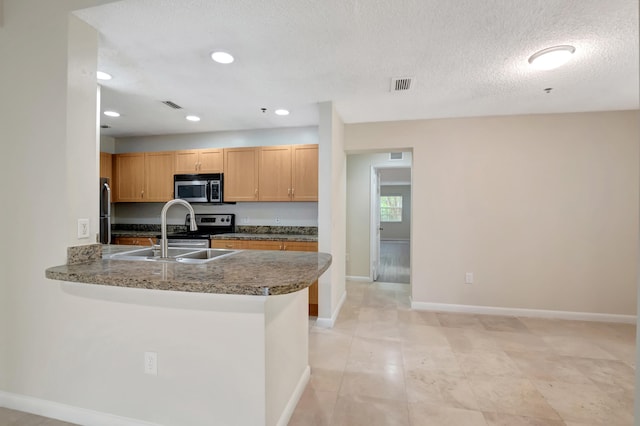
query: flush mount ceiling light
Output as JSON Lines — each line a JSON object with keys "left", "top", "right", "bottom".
{"left": 274, "top": 109, "right": 290, "bottom": 116}
{"left": 211, "top": 51, "right": 234, "bottom": 64}
{"left": 103, "top": 111, "right": 120, "bottom": 117}
{"left": 186, "top": 115, "right": 201, "bottom": 122}
{"left": 528, "top": 45, "right": 576, "bottom": 70}
{"left": 97, "top": 71, "right": 112, "bottom": 81}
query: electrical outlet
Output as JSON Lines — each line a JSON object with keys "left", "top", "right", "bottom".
{"left": 275, "top": 216, "right": 281, "bottom": 224}
{"left": 77, "top": 218, "right": 90, "bottom": 239}
{"left": 465, "top": 272, "right": 473, "bottom": 284}
{"left": 144, "top": 351, "right": 158, "bottom": 375}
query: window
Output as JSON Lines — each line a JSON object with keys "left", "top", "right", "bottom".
{"left": 380, "top": 195, "right": 403, "bottom": 222}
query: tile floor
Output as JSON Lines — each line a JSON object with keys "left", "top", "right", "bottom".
{"left": 289, "top": 281, "right": 637, "bottom": 426}
{"left": 1, "top": 281, "right": 636, "bottom": 425}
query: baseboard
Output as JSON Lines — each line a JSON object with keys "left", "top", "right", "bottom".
{"left": 345, "top": 275, "right": 372, "bottom": 282}
{"left": 411, "top": 301, "right": 637, "bottom": 324}
{"left": 316, "top": 290, "right": 347, "bottom": 328}
{"left": 0, "top": 390, "right": 158, "bottom": 426}
{"left": 276, "top": 365, "right": 310, "bottom": 426}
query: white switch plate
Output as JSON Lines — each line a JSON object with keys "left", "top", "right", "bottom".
{"left": 144, "top": 351, "right": 157, "bottom": 375}
{"left": 77, "top": 218, "right": 90, "bottom": 239}
{"left": 275, "top": 216, "right": 281, "bottom": 224}
{"left": 465, "top": 272, "right": 473, "bottom": 284}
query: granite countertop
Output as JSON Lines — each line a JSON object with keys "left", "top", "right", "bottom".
{"left": 111, "top": 230, "right": 160, "bottom": 238}
{"left": 211, "top": 233, "right": 317, "bottom": 242}
{"left": 46, "top": 245, "right": 331, "bottom": 296}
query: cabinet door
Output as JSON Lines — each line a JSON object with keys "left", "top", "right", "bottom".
{"left": 224, "top": 147, "right": 259, "bottom": 201}
{"left": 244, "top": 240, "right": 284, "bottom": 251}
{"left": 199, "top": 149, "right": 224, "bottom": 173}
{"left": 144, "top": 151, "right": 175, "bottom": 202}
{"left": 114, "top": 153, "right": 145, "bottom": 202}
{"left": 211, "top": 239, "right": 247, "bottom": 249}
{"left": 259, "top": 145, "right": 292, "bottom": 201}
{"left": 114, "top": 237, "right": 156, "bottom": 246}
{"left": 174, "top": 150, "right": 199, "bottom": 174}
{"left": 292, "top": 144, "right": 318, "bottom": 201}
{"left": 100, "top": 152, "right": 113, "bottom": 181}
{"left": 282, "top": 241, "right": 318, "bottom": 252}
{"left": 282, "top": 240, "right": 319, "bottom": 315}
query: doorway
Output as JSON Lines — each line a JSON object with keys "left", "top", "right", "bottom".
{"left": 371, "top": 166, "right": 411, "bottom": 284}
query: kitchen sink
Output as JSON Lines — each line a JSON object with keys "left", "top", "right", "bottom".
{"left": 108, "top": 247, "right": 239, "bottom": 264}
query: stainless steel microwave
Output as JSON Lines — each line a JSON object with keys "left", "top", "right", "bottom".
{"left": 174, "top": 173, "right": 223, "bottom": 203}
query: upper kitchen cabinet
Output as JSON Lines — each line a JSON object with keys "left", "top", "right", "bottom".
{"left": 258, "top": 144, "right": 318, "bottom": 201}
{"left": 113, "top": 151, "right": 175, "bottom": 202}
{"left": 259, "top": 145, "right": 292, "bottom": 201}
{"left": 174, "top": 148, "right": 223, "bottom": 174}
{"left": 100, "top": 152, "right": 113, "bottom": 182}
{"left": 291, "top": 144, "right": 318, "bottom": 201}
{"left": 224, "top": 147, "right": 259, "bottom": 201}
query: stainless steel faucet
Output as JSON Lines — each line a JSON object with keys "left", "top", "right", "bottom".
{"left": 160, "top": 199, "right": 197, "bottom": 258}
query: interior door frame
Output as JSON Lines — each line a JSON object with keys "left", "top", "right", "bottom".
{"left": 370, "top": 167, "right": 381, "bottom": 281}
{"left": 369, "top": 164, "right": 413, "bottom": 282}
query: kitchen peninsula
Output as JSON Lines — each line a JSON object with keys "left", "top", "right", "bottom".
{"left": 45, "top": 244, "right": 331, "bottom": 426}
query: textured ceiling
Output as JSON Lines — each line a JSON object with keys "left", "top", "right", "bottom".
{"left": 75, "top": 0, "right": 639, "bottom": 138}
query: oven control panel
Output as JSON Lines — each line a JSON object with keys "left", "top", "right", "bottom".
{"left": 187, "top": 213, "right": 235, "bottom": 228}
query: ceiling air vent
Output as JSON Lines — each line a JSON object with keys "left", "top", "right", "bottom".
{"left": 390, "top": 77, "right": 413, "bottom": 92}
{"left": 161, "top": 100, "right": 183, "bottom": 109}
{"left": 389, "top": 152, "right": 404, "bottom": 160}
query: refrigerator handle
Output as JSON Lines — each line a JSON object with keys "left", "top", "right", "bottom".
{"left": 104, "top": 182, "right": 112, "bottom": 244}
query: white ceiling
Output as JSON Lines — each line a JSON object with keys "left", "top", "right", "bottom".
{"left": 75, "top": 0, "right": 639, "bottom": 138}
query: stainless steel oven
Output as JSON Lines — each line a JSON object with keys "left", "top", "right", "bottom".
{"left": 174, "top": 174, "right": 223, "bottom": 203}
{"left": 161, "top": 213, "right": 235, "bottom": 248}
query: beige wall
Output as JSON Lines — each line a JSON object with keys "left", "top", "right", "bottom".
{"left": 345, "top": 111, "right": 639, "bottom": 315}
{"left": 317, "top": 102, "right": 347, "bottom": 323}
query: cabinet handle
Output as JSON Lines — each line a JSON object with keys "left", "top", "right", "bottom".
{"left": 225, "top": 244, "right": 232, "bottom": 248}
{"left": 255, "top": 188, "right": 258, "bottom": 198}
{"left": 288, "top": 188, "right": 291, "bottom": 196}
{"left": 141, "top": 190, "right": 144, "bottom": 198}
{"left": 283, "top": 244, "right": 287, "bottom": 250}
{"left": 291, "top": 188, "right": 295, "bottom": 197}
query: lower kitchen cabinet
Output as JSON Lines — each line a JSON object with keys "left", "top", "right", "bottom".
{"left": 113, "top": 237, "right": 157, "bottom": 246}
{"left": 211, "top": 239, "right": 319, "bottom": 315}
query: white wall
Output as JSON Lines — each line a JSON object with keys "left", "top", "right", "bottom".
{"left": 317, "top": 102, "right": 346, "bottom": 324}
{"left": 100, "top": 135, "right": 115, "bottom": 153}
{"left": 114, "top": 201, "right": 318, "bottom": 227}
{"left": 346, "top": 152, "right": 413, "bottom": 278}
{"left": 345, "top": 111, "right": 639, "bottom": 316}
{"left": 380, "top": 185, "right": 411, "bottom": 240}
{"left": 115, "top": 126, "right": 317, "bottom": 153}
{"left": 0, "top": 0, "right": 102, "bottom": 395}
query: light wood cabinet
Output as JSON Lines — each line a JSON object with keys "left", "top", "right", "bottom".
{"left": 114, "top": 153, "right": 145, "bottom": 202}
{"left": 144, "top": 151, "right": 175, "bottom": 201}
{"left": 258, "top": 144, "right": 318, "bottom": 202}
{"left": 113, "top": 237, "right": 156, "bottom": 246}
{"left": 291, "top": 144, "right": 318, "bottom": 201}
{"left": 175, "top": 148, "right": 223, "bottom": 174}
{"left": 211, "top": 238, "right": 319, "bottom": 315}
{"left": 100, "top": 152, "right": 113, "bottom": 182}
{"left": 259, "top": 145, "right": 292, "bottom": 201}
{"left": 113, "top": 151, "right": 175, "bottom": 202}
{"left": 224, "top": 147, "right": 259, "bottom": 201}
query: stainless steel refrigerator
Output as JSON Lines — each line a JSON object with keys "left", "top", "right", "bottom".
{"left": 100, "top": 178, "right": 111, "bottom": 244}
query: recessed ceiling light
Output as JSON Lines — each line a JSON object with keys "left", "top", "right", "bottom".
{"left": 274, "top": 109, "right": 290, "bottom": 116}
{"left": 104, "top": 111, "right": 120, "bottom": 117}
{"left": 528, "top": 45, "right": 576, "bottom": 70}
{"left": 186, "top": 115, "right": 201, "bottom": 122}
{"left": 211, "top": 51, "right": 234, "bottom": 64}
{"left": 97, "top": 71, "right": 112, "bottom": 81}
